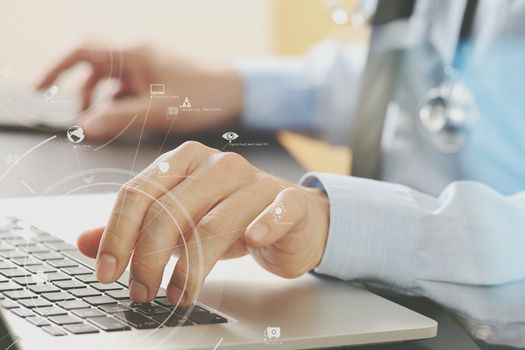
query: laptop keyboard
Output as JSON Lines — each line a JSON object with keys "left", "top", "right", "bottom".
{"left": 0, "top": 217, "right": 227, "bottom": 336}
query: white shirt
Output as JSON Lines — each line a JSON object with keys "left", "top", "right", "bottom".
{"left": 236, "top": 0, "right": 525, "bottom": 348}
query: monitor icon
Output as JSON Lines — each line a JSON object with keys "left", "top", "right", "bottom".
{"left": 150, "top": 83, "right": 165, "bottom": 95}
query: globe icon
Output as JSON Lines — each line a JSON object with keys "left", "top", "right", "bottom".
{"left": 66, "top": 126, "right": 85, "bottom": 144}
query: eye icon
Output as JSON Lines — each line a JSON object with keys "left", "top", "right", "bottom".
{"left": 222, "top": 132, "right": 239, "bottom": 141}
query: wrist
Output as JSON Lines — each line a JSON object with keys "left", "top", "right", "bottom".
{"left": 305, "top": 188, "right": 330, "bottom": 269}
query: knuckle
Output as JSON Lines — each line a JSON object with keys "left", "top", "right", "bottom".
{"left": 197, "top": 213, "right": 229, "bottom": 237}
{"left": 279, "top": 187, "right": 303, "bottom": 201}
{"left": 179, "top": 140, "right": 204, "bottom": 153}
{"left": 255, "top": 174, "right": 279, "bottom": 190}
{"left": 131, "top": 256, "right": 158, "bottom": 277}
{"left": 219, "top": 152, "right": 245, "bottom": 167}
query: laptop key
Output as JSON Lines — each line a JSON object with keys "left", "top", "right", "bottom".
{"left": 12, "top": 276, "right": 44, "bottom": 286}
{"left": 32, "top": 236, "right": 63, "bottom": 243}
{"left": 54, "top": 280, "right": 85, "bottom": 290}
{"left": 11, "top": 307, "right": 35, "bottom": 318}
{"left": 98, "top": 304, "right": 130, "bottom": 314}
{"left": 48, "top": 259, "right": 78, "bottom": 268}
{"left": 57, "top": 299, "right": 90, "bottom": 310}
{"left": 33, "top": 306, "right": 67, "bottom": 317}
{"left": 49, "top": 314, "right": 83, "bottom": 325}
{"left": 42, "top": 272, "right": 70, "bottom": 282}
{"left": 41, "top": 292, "right": 74, "bottom": 302}
{"left": 41, "top": 325, "right": 67, "bottom": 336}
{"left": 134, "top": 303, "right": 169, "bottom": 315}
{"left": 4, "top": 289, "right": 37, "bottom": 300}
{"left": 0, "top": 275, "right": 8, "bottom": 283}
{"left": 88, "top": 316, "right": 130, "bottom": 332}
{"left": 18, "top": 245, "right": 49, "bottom": 254}
{"left": 1, "top": 268, "right": 31, "bottom": 278}
{"left": 0, "top": 260, "right": 17, "bottom": 269}
{"left": 114, "top": 310, "right": 160, "bottom": 329}
{"left": 19, "top": 297, "right": 53, "bottom": 308}
{"left": 106, "top": 289, "right": 130, "bottom": 300}
{"left": 62, "top": 266, "right": 92, "bottom": 276}
{"left": 0, "top": 299, "right": 20, "bottom": 309}
{"left": 0, "top": 282, "right": 23, "bottom": 292}
{"left": 44, "top": 242, "right": 77, "bottom": 251}
{"left": 72, "top": 308, "right": 105, "bottom": 318}
{"left": 84, "top": 296, "right": 117, "bottom": 306}
{"left": 32, "top": 252, "right": 63, "bottom": 261}
{"left": 0, "top": 251, "right": 27, "bottom": 259}
{"left": 10, "top": 257, "right": 42, "bottom": 266}
{"left": 28, "top": 284, "right": 61, "bottom": 294}
{"left": 187, "top": 311, "right": 227, "bottom": 325}
{"left": 26, "top": 316, "right": 51, "bottom": 327}
{"left": 25, "top": 265, "right": 56, "bottom": 274}
{"left": 64, "top": 323, "right": 99, "bottom": 334}
{"left": 152, "top": 313, "right": 192, "bottom": 327}
{"left": 91, "top": 282, "right": 122, "bottom": 291}
{"left": 70, "top": 287, "right": 101, "bottom": 298}
{"left": 75, "top": 274, "right": 98, "bottom": 283}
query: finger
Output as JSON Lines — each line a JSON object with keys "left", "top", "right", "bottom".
{"left": 245, "top": 187, "right": 306, "bottom": 249}
{"left": 95, "top": 142, "right": 215, "bottom": 284}
{"left": 78, "top": 98, "right": 147, "bottom": 139}
{"left": 81, "top": 71, "right": 101, "bottom": 110}
{"left": 130, "top": 153, "right": 254, "bottom": 302}
{"left": 77, "top": 226, "right": 104, "bottom": 259}
{"left": 36, "top": 48, "right": 91, "bottom": 89}
{"left": 166, "top": 176, "right": 279, "bottom": 306}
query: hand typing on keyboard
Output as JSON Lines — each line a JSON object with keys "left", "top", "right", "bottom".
{"left": 76, "top": 141, "right": 331, "bottom": 306}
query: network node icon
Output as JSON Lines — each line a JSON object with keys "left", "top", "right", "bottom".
{"left": 182, "top": 97, "right": 191, "bottom": 108}
{"left": 66, "top": 126, "right": 85, "bottom": 144}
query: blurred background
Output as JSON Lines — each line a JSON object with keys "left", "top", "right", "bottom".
{"left": 0, "top": 0, "right": 369, "bottom": 86}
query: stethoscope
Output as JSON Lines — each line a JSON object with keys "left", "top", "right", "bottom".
{"left": 326, "top": 0, "right": 479, "bottom": 153}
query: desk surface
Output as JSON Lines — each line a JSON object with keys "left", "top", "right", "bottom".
{"left": 0, "top": 128, "right": 480, "bottom": 350}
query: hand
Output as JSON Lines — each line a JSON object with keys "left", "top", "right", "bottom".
{"left": 77, "top": 141, "right": 330, "bottom": 306}
{"left": 36, "top": 41, "right": 243, "bottom": 139}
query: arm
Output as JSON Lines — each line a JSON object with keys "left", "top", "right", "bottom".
{"left": 236, "top": 41, "right": 364, "bottom": 145}
{"left": 300, "top": 172, "right": 525, "bottom": 348}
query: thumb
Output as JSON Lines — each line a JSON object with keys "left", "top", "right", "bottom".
{"left": 77, "top": 226, "right": 104, "bottom": 259}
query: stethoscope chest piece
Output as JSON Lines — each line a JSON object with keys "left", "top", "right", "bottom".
{"left": 418, "top": 78, "right": 478, "bottom": 153}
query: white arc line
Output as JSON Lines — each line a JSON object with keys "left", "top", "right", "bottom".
{"left": 212, "top": 337, "right": 224, "bottom": 350}
{"left": 0, "top": 135, "right": 57, "bottom": 183}
{"left": 20, "top": 179, "right": 36, "bottom": 195}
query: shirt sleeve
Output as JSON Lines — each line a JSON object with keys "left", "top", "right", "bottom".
{"left": 300, "top": 172, "right": 525, "bottom": 349}
{"left": 235, "top": 41, "right": 364, "bottom": 145}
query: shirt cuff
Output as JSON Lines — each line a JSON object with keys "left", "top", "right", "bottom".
{"left": 299, "top": 172, "right": 420, "bottom": 292}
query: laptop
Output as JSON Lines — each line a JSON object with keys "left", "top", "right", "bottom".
{"left": 0, "top": 193, "right": 437, "bottom": 350}
{"left": 0, "top": 86, "right": 83, "bottom": 130}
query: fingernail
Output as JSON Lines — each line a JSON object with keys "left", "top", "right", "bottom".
{"left": 249, "top": 223, "right": 269, "bottom": 244}
{"left": 97, "top": 253, "right": 117, "bottom": 283}
{"left": 130, "top": 280, "right": 149, "bottom": 302}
